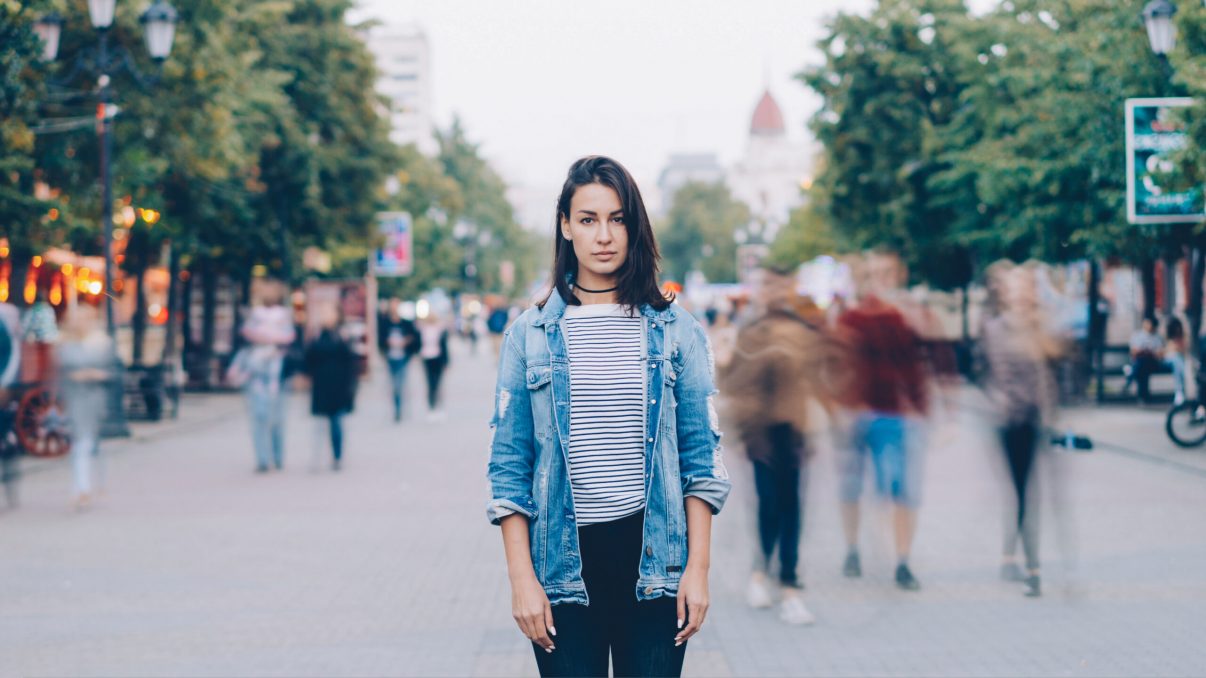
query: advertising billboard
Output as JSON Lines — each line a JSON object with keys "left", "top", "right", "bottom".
{"left": 373, "top": 211, "right": 413, "bottom": 276}
{"left": 1125, "top": 97, "right": 1204, "bottom": 224}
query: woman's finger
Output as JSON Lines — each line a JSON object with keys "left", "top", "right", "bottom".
{"left": 529, "top": 612, "right": 554, "bottom": 651}
{"left": 544, "top": 603, "right": 557, "bottom": 639}
{"left": 676, "top": 592, "right": 687, "bottom": 631}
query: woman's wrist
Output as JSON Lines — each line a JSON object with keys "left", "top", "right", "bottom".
{"left": 685, "top": 558, "right": 710, "bottom": 573}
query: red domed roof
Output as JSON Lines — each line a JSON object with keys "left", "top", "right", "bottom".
{"left": 750, "top": 90, "right": 786, "bottom": 136}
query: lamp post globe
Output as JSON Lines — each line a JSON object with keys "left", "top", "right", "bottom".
{"left": 33, "top": 13, "right": 64, "bottom": 61}
{"left": 1142, "top": 0, "right": 1178, "bottom": 55}
{"left": 140, "top": 0, "right": 179, "bottom": 61}
{"left": 87, "top": 0, "right": 116, "bottom": 30}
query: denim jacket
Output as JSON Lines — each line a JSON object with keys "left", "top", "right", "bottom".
{"left": 486, "top": 291, "right": 731, "bottom": 605}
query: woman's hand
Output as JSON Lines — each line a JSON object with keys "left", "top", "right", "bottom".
{"left": 674, "top": 564, "right": 709, "bottom": 646}
{"left": 511, "top": 573, "right": 556, "bottom": 653}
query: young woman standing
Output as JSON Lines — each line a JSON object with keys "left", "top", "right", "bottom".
{"left": 486, "top": 156, "right": 730, "bottom": 677}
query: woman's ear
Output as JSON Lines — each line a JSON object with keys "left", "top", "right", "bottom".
{"left": 560, "top": 216, "right": 572, "bottom": 241}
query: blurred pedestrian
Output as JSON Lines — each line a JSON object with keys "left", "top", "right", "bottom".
{"left": 836, "top": 250, "right": 931, "bottom": 591}
{"left": 981, "top": 264, "right": 1061, "bottom": 597}
{"left": 1163, "top": 317, "right": 1188, "bottom": 405}
{"left": 487, "top": 156, "right": 729, "bottom": 676}
{"left": 228, "top": 281, "right": 295, "bottom": 473}
{"left": 1125, "top": 317, "right": 1164, "bottom": 403}
{"left": 378, "top": 298, "right": 419, "bottom": 422}
{"left": 719, "top": 267, "right": 837, "bottom": 625}
{"left": 305, "top": 306, "right": 358, "bottom": 471}
{"left": 417, "top": 306, "right": 450, "bottom": 421}
{"left": 58, "top": 308, "right": 111, "bottom": 509}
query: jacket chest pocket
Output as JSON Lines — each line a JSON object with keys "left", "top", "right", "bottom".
{"left": 526, "top": 364, "right": 554, "bottom": 441}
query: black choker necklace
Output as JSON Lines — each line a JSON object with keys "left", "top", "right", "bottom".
{"left": 575, "top": 284, "right": 617, "bottom": 294}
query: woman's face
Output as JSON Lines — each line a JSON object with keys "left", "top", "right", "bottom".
{"left": 561, "top": 183, "right": 629, "bottom": 281}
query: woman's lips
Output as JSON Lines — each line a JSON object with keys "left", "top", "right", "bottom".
{"left": 594, "top": 251, "right": 617, "bottom": 261}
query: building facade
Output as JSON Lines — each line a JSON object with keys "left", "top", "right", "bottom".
{"left": 656, "top": 153, "right": 727, "bottom": 216}
{"left": 728, "top": 89, "right": 814, "bottom": 238}
{"left": 365, "top": 25, "right": 436, "bottom": 155}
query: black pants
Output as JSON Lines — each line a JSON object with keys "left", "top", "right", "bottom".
{"left": 748, "top": 423, "right": 805, "bottom": 587}
{"left": 1001, "top": 417, "right": 1040, "bottom": 570}
{"left": 422, "top": 358, "right": 446, "bottom": 409}
{"left": 534, "top": 511, "right": 686, "bottom": 677}
{"left": 328, "top": 414, "right": 343, "bottom": 462}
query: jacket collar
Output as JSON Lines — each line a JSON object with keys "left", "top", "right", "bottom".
{"left": 531, "top": 286, "right": 679, "bottom": 327}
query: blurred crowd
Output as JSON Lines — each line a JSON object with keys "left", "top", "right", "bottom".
{"left": 710, "top": 249, "right": 1077, "bottom": 626}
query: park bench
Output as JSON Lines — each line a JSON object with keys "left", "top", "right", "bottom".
{"left": 1093, "top": 345, "right": 1177, "bottom": 404}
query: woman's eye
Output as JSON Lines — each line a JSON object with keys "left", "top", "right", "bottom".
{"left": 581, "top": 217, "right": 594, "bottom": 225}
{"left": 613, "top": 216, "right": 625, "bottom": 224}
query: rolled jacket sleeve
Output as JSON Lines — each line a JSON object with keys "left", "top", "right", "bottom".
{"left": 485, "top": 328, "right": 539, "bottom": 525}
{"left": 674, "top": 320, "right": 732, "bottom": 514}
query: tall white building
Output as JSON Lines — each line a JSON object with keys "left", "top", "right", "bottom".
{"left": 728, "top": 89, "right": 814, "bottom": 237}
{"left": 656, "top": 153, "right": 727, "bottom": 216}
{"left": 366, "top": 25, "right": 436, "bottom": 155}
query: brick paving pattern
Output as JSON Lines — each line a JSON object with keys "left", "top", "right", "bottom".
{"left": 3, "top": 343, "right": 1205, "bottom": 677}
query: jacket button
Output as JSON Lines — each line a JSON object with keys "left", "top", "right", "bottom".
{"left": 529, "top": 373, "right": 537, "bottom": 383}
{"left": 644, "top": 586, "right": 654, "bottom": 595}
{"left": 645, "top": 545, "right": 653, "bottom": 556}
{"left": 649, "top": 399, "right": 656, "bottom": 405}
{"left": 647, "top": 437, "right": 654, "bottom": 443}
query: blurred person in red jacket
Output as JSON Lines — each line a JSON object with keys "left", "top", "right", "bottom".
{"left": 835, "top": 249, "right": 932, "bottom": 591}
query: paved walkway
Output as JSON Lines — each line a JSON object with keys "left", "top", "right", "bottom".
{"left": 2, "top": 342, "right": 1205, "bottom": 677}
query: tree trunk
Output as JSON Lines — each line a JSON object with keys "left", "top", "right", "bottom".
{"left": 161, "top": 242, "right": 179, "bottom": 366}
{"left": 201, "top": 258, "right": 216, "bottom": 389}
{"left": 1141, "top": 258, "right": 1157, "bottom": 322}
{"left": 1088, "top": 259, "right": 1103, "bottom": 403}
{"left": 131, "top": 267, "right": 146, "bottom": 366}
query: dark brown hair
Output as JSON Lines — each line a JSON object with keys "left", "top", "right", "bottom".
{"left": 541, "top": 156, "right": 671, "bottom": 311}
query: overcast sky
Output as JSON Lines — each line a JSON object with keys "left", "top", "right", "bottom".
{"left": 350, "top": 1, "right": 987, "bottom": 228}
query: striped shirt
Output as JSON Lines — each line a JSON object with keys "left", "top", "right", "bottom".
{"left": 563, "top": 303, "right": 647, "bottom": 525}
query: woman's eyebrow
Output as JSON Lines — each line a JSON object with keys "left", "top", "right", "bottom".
{"left": 576, "top": 209, "right": 598, "bottom": 216}
{"left": 609, "top": 210, "right": 624, "bottom": 216}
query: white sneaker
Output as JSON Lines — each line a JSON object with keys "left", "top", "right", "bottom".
{"left": 779, "top": 592, "right": 816, "bottom": 626}
{"left": 746, "top": 572, "right": 774, "bottom": 609}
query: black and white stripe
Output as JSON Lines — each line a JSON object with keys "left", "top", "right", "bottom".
{"left": 563, "top": 304, "right": 646, "bottom": 525}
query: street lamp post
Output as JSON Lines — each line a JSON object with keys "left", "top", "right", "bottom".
{"left": 1142, "top": 0, "right": 1178, "bottom": 56}
{"left": 36, "top": 0, "right": 180, "bottom": 436}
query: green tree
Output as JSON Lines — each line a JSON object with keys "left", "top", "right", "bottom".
{"left": 802, "top": 0, "right": 971, "bottom": 288}
{"left": 0, "top": 1, "right": 55, "bottom": 295}
{"left": 658, "top": 181, "right": 750, "bottom": 284}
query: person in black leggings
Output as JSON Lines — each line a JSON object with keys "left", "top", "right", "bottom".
{"left": 533, "top": 512, "right": 685, "bottom": 676}
{"left": 982, "top": 264, "right": 1059, "bottom": 597}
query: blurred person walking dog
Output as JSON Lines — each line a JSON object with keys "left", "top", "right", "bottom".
{"left": 228, "top": 280, "right": 295, "bottom": 473}
{"left": 719, "top": 266, "right": 839, "bottom": 626}
{"left": 305, "top": 306, "right": 358, "bottom": 471}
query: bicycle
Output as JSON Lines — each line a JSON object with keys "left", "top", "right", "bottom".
{"left": 1165, "top": 367, "right": 1206, "bottom": 448}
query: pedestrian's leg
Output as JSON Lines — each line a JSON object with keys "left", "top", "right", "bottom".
{"left": 431, "top": 360, "right": 447, "bottom": 409}
{"left": 270, "top": 391, "right": 286, "bottom": 469}
{"left": 1167, "top": 354, "right": 1186, "bottom": 402}
{"left": 72, "top": 436, "right": 92, "bottom": 496}
{"left": 247, "top": 392, "right": 271, "bottom": 471}
{"left": 329, "top": 413, "right": 343, "bottom": 463}
{"left": 772, "top": 433, "right": 803, "bottom": 588}
{"left": 751, "top": 455, "right": 779, "bottom": 573}
{"left": 423, "top": 359, "right": 439, "bottom": 410}
{"left": 388, "top": 358, "right": 406, "bottom": 421}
